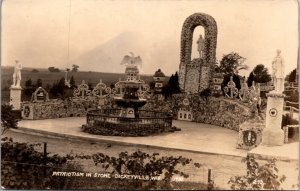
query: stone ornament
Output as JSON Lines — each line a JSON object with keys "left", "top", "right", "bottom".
{"left": 74, "top": 80, "right": 91, "bottom": 98}
{"left": 92, "top": 79, "right": 111, "bottom": 98}
{"left": 137, "top": 83, "right": 151, "bottom": 99}
{"left": 224, "top": 76, "right": 239, "bottom": 98}
{"left": 269, "top": 108, "right": 278, "bottom": 117}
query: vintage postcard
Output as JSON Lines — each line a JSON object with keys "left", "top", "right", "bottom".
{"left": 1, "top": 0, "right": 299, "bottom": 190}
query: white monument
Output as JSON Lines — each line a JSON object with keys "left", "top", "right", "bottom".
{"left": 10, "top": 60, "right": 22, "bottom": 110}
{"left": 261, "top": 50, "right": 285, "bottom": 146}
{"left": 271, "top": 49, "right": 285, "bottom": 92}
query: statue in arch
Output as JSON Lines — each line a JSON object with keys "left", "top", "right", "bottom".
{"left": 12, "top": 60, "right": 22, "bottom": 88}
{"left": 271, "top": 49, "right": 285, "bottom": 93}
{"left": 197, "top": 35, "right": 205, "bottom": 58}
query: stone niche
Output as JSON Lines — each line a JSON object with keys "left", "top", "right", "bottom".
{"left": 178, "top": 109, "right": 193, "bottom": 121}
{"left": 178, "top": 13, "right": 218, "bottom": 93}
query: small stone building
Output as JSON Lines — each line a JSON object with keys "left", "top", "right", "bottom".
{"left": 153, "top": 69, "right": 166, "bottom": 92}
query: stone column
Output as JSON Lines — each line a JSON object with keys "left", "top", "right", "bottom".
{"left": 261, "top": 92, "right": 285, "bottom": 146}
{"left": 10, "top": 86, "right": 22, "bottom": 110}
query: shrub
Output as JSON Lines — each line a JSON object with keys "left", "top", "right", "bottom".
{"left": 1, "top": 104, "right": 18, "bottom": 134}
{"left": 228, "top": 156, "right": 286, "bottom": 190}
{"left": 73, "top": 150, "right": 202, "bottom": 189}
{"left": 1, "top": 137, "right": 75, "bottom": 189}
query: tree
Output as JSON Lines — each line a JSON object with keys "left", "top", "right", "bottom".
{"left": 162, "top": 72, "right": 181, "bottom": 99}
{"left": 287, "top": 69, "right": 297, "bottom": 82}
{"left": 31, "top": 69, "right": 39, "bottom": 73}
{"left": 50, "top": 77, "right": 66, "bottom": 98}
{"left": 72, "top": 64, "right": 79, "bottom": 72}
{"left": 36, "top": 79, "right": 43, "bottom": 88}
{"left": 48, "top": 67, "right": 60, "bottom": 72}
{"left": 1, "top": 104, "right": 18, "bottom": 135}
{"left": 247, "top": 72, "right": 254, "bottom": 87}
{"left": 149, "top": 81, "right": 156, "bottom": 90}
{"left": 24, "top": 79, "right": 35, "bottom": 97}
{"left": 219, "top": 52, "right": 248, "bottom": 75}
{"left": 70, "top": 76, "right": 76, "bottom": 88}
{"left": 25, "top": 79, "right": 33, "bottom": 87}
{"left": 252, "top": 64, "right": 272, "bottom": 83}
{"left": 45, "top": 84, "right": 51, "bottom": 91}
{"left": 169, "top": 72, "right": 181, "bottom": 93}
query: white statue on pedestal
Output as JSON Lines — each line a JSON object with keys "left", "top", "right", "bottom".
{"left": 12, "top": 60, "right": 22, "bottom": 88}
{"left": 197, "top": 35, "right": 205, "bottom": 59}
{"left": 271, "top": 50, "right": 284, "bottom": 93}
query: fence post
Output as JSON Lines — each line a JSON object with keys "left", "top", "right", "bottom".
{"left": 43, "top": 142, "right": 47, "bottom": 177}
{"left": 207, "top": 169, "right": 213, "bottom": 190}
{"left": 290, "top": 107, "right": 293, "bottom": 118}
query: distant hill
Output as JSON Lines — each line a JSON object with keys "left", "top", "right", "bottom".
{"left": 1, "top": 66, "right": 162, "bottom": 90}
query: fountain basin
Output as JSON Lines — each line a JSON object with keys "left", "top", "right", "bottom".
{"left": 82, "top": 109, "right": 173, "bottom": 136}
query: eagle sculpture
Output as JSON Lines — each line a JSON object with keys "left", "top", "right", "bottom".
{"left": 120, "top": 52, "right": 142, "bottom": 66}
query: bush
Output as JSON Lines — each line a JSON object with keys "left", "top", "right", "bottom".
{"left": 228, "top": 156, "right": 286, "bottom": 190}
{"left": 73, "top": 150, "right": 202, "bottom": 189}
{"left": 1, "top": 137, "right": 75, "bottom": 189}
{"left": 1, "top": 104, "right": 18, "bottom": 134}
{"left": 282, "top": 114, "right": 298, "bottom": 128}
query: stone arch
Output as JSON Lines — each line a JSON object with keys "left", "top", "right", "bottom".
{"left": 180, "top": 13, "right": 217, "bottom": 65}
{"left": 179, "top": 13, "right": 218, "bottom": 89}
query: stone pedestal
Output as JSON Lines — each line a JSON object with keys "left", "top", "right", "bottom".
{"left": 10, "top": 86, "right": 22, "bottom": 110}
{"left": 261, "top": 91, "right": 285, "bottom": 146}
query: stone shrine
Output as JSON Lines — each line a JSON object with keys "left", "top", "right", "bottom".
{"left": 153, "top": 69, "right": 166, "bottom": 93}
{"left": 179, "top": 13, "right": 218, "bottom": 93}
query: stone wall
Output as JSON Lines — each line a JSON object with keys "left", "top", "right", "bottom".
{"left": 143, "top": 94, "right": 252, "bottom": 131}
{"left": 21, "top": 98, "right": 113, "bottom": 120}
{"left": 22, "top": 92, "right": 252, "bottom": 132}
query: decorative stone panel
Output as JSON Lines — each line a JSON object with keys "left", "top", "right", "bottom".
{"left": 237, "top": 120, "right": 265, "bottom": 150}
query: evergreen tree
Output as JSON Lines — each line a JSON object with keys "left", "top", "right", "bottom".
{"left": 50, "top": 77, "right": 66, "bottom": 98}
{"left": 162, "top": 72, "right": 181, "bottom": 99}
{"left": 70, "top": 76, "right": 76, "bottom": 88}
{"left": 252, "top": 64, "right": 272, "bottom": 83}
{"left": 36, "top": 79, "right": 43, "bottom": 88}
{"left": 25, "top": 79, "right": 33, "bottom": 87}
{"left": 287, "top": 69, "right": 297, "bottom": 82}
{"left": 24, "top": 79, "right": 34, "bottom": 97}
{"left": 247, "top": 72, "right": 254, "bottom": 87}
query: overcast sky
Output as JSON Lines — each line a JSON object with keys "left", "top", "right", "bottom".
{"left": 1, "top": 0, "right": 298, "bottom": 77}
